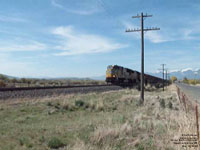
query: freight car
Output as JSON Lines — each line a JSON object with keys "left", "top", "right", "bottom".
{"left": 106, "top": 65, "right": 164, "bottom": 87}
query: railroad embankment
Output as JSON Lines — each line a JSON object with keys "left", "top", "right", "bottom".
{"left": 0, "top": 85, "right": 197, "bottom": 150}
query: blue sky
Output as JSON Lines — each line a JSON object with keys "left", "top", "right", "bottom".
{"left": 0, "top": 0, "right": 200, "bottom": 77}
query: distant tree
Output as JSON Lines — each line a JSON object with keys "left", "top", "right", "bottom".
{"left": 11, "top": 78, "right": 17, "bottom": 87}
{"left": 0, "top": 74, "right": 9, "bottom": 82}
{"left": 21, "top": 78, "right": 27, "bottom": 83}
{"left": 11, "top": 78, "right": 17, "bottom": 83}
{"left": 197, "top": 80, "right": 200, "bottom": 84}
{"left": 171, "top": 76, "right": 177, "bottom": 83}
{"left": 183, "top": 77, "right": 189, "bottom": 84}
{"left": 0, "top": 80, "right": 6, "bottom": 87}
{"left": 189, "top": 79, "right": 196, "bottom": 85}
{"left": 31, "top": 79, "right": 37, "bottom": 85}
{"left": 26, "top": 79, "right": 31, "bottom": 87}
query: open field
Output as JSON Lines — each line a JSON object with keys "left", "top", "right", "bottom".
{"left": 0, "top": 85, "right": 197, "bottom": 150}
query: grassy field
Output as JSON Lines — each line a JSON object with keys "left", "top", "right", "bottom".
{"left": 0, "top": 85, "right": 197, "bottom": 150}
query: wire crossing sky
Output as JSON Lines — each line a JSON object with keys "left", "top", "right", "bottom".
{"left": 0, "top": 0, "right": 199, "bottom": 77}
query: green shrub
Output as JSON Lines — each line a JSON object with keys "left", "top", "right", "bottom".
{"left": 62, "top": 104, "right": 69, "bottom": 110}
{"left": 39, "top": 136, "right": 45, "bottom": 143}
{"left": 137, "top": 144, "right": 144, "bottom": 150}
{"left": 47, "top": 102, "right": 52, "bottom": 106}
{"left": 168, "top": 101, "right": 173, "bottom": 109}
{"left": 48, "top": 137, "right": 65, "bottom": 149}
{"left": 19, "top": 138, "right": 25, "bottom": 146}
{"left": 183, "top": 77, "right": 189, "bottom": 84}
{"left": 19, "top": 137, "right": 33, "bottom": 148}
{"left": 54, "top": 105, "right": 60, "bottom": 109}
{"left": 0, "top": 80, "right": 6, "bottom": 87}
{"left": 75, "top": 100, "right": 85, "bottom": 107}
{"left": 160, "top": 99, "right": 165, "bottom": 108}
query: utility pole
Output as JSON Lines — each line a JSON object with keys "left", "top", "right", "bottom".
{"left": 165, "top": 69, "right": 168, "bottom": 86}
{"left": 126, "top": 13, "right": 160, "bottom": 104}
{"left": 168, "top": 73, "right": 170, "bottom": 85}
{"left": 168, "top": 73, "right": 170, "bottom": 81}
{"left": 161, "top": 64, "right": 166, "bottom": 91}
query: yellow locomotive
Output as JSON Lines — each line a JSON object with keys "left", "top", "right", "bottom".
{"left": 106, "top": 65, "right": 163, "bottom": 86}
{"left": 106, "top": 65, "right": 140, "bottom": 84}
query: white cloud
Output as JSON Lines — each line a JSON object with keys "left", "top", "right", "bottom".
{"left": 51, "top": 0, "right": 101, "bottom": 15}
{"left": 0, "top": 15, "right": 27, "bottom": 23}
{"left": 182, "top": 29, "right": 194, "bottom": 40}
{"left": 181, "top": 68, "right": 193, "bottom": 72}
{"left": 0, "top": 41, "right": 47, "bottom": 52}
{"left": 145, "top": 31, "right": 168, "bottom": 43}
{"left": 51, "top": 0, "right": 63, "bottom": 9}
{"left": 181, "top": 21, "right": 200, "bottom": 40}
{"left": 65, "top": 9, "right": 99, "bottom": 15}
{"left": 52, "top": 26, "right": 127, "bottom": 56}
{"left": 169, "top": 69, "right": 179, "bottom": 73}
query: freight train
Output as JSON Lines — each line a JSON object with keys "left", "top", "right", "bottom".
{"left": 106, "top": 65, "right": 164, "bottom": 87}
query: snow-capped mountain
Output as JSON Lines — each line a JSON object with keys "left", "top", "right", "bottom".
{"left": 149, "top": 68, "right": 200, "bottom": 80}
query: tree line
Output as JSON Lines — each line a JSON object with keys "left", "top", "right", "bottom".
{"left": 0, "top": 74, "right": 105, "bottom": 88}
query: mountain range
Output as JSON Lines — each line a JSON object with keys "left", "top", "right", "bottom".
{"left": 149, "top": 68, "right": 200, "bottom": 80}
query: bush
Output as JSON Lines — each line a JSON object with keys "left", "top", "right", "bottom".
{"left": 168, "top": 101, "right": 173, "bottom": 109}
{"left": 39, "top": 136, "right": 45, "bottom": 143}
{"left": 0, "top": 80, "right": 6, "bottom": 87}
{"left": 75, "top": 100, "right": 85, "bottom": 107}
{"left": 171, "top": 76, "right": 177, "bottom": 83}
{"left": 183, "top": 77, "right": 189, "bottom": 84}
{"left": 189, "top": 79, "right": 196, "bottom": 85}
{"left": 160, "top": 99, "right": 165, "bottom": 108}
{"left": 47, "top": 102, "right": 52, "bottom": 106}
{"left": 19, "top": 137, "right": 33, "bottom": 148}
{"left": 48, "top": 137, "right": 65, "bottom": 149}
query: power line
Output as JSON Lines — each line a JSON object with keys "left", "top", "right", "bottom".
{"left": 126, "top": 12, "right": 160, "bottom": 104}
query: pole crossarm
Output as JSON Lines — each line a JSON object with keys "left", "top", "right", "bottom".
{"left": 126, "top": 27, "right": 160, "bottom": 32}
{"left": 132, "top": 14, "right": 152, "bottom": 18}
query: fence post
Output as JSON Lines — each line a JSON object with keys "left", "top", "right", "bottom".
{"left": 183, "top": 94, "right": 187, "bottom": 113}
{"left": 195, "top": 101, "right": 200, "bottom": 145}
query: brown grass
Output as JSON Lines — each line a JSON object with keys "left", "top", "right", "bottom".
{"left": 0, "top": 85, "right": 198, "bottom": 150}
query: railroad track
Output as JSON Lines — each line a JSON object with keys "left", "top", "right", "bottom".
{"left": 0, "top": 84, "right": 123, "bottom": 100}
{"left": 0, "top": 84, "right": 112, "bottom": 92}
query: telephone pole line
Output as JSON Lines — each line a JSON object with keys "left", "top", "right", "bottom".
{"left": 167, "top": 72, "right": 170, "bottom": 86}
{"left": 165, "top": 69, "right": 168, "bottom": 80}
{"left": 126, "top": 12, "right": 160, "bottom": 104}
{"left": 161, "top": 64, "right": 166, "bottom": 91}
{"left": 165, "top": 69, "right": 168, "bottom": 86}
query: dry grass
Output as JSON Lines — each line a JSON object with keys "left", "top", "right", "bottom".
{"left": 0, "top": 85, "right": 198, "bottom": 150}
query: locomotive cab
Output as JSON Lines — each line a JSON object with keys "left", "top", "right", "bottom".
{"left": 106, "top": 65, "right": 115, "bottom": 83}
{"left": 106, "top": 65, "right": 124, "bottom": 84}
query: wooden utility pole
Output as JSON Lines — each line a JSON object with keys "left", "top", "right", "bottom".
{"left": 165, "top": 69, "right": 168, "bottom": 86}
{"left": 126, "top": 13, "right": 160, "bottom": 104}
{"left": 161, "top": 64, "right": 166, "bottom": 91}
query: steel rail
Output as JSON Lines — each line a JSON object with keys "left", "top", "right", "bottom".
{"left": 0, "top": 84, "right": 112, "bottom": 92}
